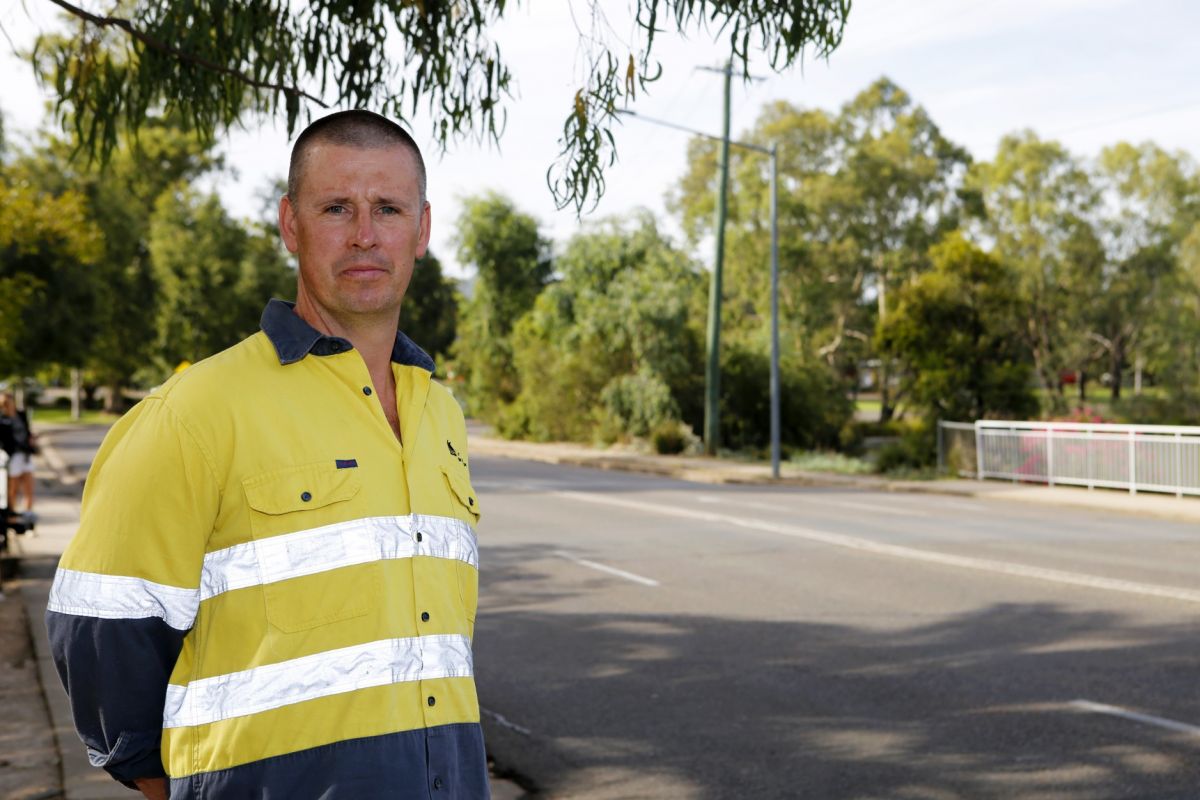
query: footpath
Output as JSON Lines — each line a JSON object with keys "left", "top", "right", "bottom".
{"left": 0, "top": 432, "right": 525, "bottom": 800}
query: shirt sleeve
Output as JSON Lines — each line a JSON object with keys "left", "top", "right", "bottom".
{"left": 46, "top": 396, "right": 220, "bottom": 787}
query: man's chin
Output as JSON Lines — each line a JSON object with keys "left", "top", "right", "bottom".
{"left": 334, "top": 294, "right": 404, "bottom": 319}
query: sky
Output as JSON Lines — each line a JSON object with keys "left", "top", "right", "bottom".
{"left": 3, "top": 0, "right": 1200, "bottom": 277}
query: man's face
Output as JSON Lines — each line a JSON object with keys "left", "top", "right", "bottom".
{"left": 279, "top": 142, "right": 430, "bottom": 325}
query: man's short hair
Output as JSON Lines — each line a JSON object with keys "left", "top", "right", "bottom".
{"left": 287, "top": 110, "right": 427, "bottom": 206}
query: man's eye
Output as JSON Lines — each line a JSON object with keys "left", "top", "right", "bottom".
{"left": 325, "top": 205, "right": 347, "bottom": 214}
{"left": 378, "top": 206, "right": 399, "bottom": 215}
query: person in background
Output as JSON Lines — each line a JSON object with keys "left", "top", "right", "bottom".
{"left": 0, "top": 391, "right": 36, "bottom": 514}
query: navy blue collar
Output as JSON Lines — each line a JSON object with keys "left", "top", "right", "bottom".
{"left": 259, "top": 299, "right": 435, "bottom": 372}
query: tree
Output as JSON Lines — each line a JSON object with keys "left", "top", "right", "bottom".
{"left": 148, "top": 184, "right": 293, "bottom": 367}
{"left": 1087, "top": 143, "right": 1200, "bottom": 399}
{"left": 30, "top": 0, "right": 851, "bottom": 212}
{"left": 833, "top": 78, "right": 971, "bottom": 420}
{"left": 967, "top": 131, "right": 1098, "bottom": 411}
{"left": 451, "top": 192, "right": 551, "bottom": 419}
{"left": 10, "top": 118, "right": 220, "bottom": 406}
{"left": 401, "top": 250, "right": 458, "bottom": 368}
{"left": 0, "top": 179, "right": 103, "bottom": 376}
{"left": 503, "top": 213, "right": 706, "bottom": 442}
{"left": 671, "top": 79, "right": 970, "bottom": 419}
{"left": 878, "top": 233, "right": 1037, "bottom": 424}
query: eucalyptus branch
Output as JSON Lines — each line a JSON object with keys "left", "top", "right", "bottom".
{"left": 44, "top": 0, "right": 327, "bottom": 107}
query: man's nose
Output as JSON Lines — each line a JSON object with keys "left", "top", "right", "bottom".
{"left": 353, "top": 213, "right": 377, "bottom": 247}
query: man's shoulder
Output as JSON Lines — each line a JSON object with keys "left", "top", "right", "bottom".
{"left": 101, "top": 332, "right": 275, "bottom": 463}
{"left": 153, "top": 332, "right": 274, "bottom": 411}
{"left": 427, "top": 379, "right": 466, "bottom": 420}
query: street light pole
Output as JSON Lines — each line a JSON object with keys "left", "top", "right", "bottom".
{"left": 769, "top": 145, "right": 781, "bottom": 479}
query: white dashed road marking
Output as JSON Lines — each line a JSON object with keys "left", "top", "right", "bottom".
{"left": 481, "top": 707, "right": 533, "bottom": 736}
{"left": 555, "top": 550, "right": 660, "bottom": 587}
{"left": 1070, "top": 700, "right": 1200, "bottom": 737}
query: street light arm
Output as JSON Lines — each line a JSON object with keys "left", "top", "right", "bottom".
{"left": 616, "top": 109, "right": 773, "bottom": 154}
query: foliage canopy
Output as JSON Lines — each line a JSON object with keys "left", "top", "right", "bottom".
{"left": 33, "top": 0, "right": 850, "bottom": 212}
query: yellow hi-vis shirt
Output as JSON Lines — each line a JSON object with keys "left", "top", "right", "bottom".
{"left": 47, "top": 300, "right": 488, "bottom": 799}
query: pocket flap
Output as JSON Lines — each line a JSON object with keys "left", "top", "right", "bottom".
{"left": 243, "top": 463, "right": 360, "bottom": 515}
{"left": 440, "top": 464, "right": 480, "bottom": 518}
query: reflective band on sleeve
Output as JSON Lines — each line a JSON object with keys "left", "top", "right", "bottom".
{"left": 162, "top": 634, "right": 473, "bottom": 729}
{"left": 47, "top": 568, "right": 200, "bottom": 631}
{"left": 200, "top": 514, "right": 477, "bottom": 601}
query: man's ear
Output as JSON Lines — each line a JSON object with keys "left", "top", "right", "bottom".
{"left": 415, "top": 201, "right": 432, "bottom": 259}
{"left": 279, "top": 194, "right": 300, "bottom": 254}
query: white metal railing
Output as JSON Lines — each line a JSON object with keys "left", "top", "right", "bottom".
{"left": 940, "top": 420, "right": 1200, "bottom": 497}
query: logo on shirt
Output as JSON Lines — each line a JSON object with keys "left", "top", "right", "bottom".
{"left": 335, "top": 458, "right": 358, "bottom": 469}
{"left": 447, "top": 440, "right": 466, "bottom": 467}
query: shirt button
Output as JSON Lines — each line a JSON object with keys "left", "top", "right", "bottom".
{"left": 415, "top": 532, "right": 423, "bottom": 543}
{"left": 300, "top": 491, "right": 312, "bottom": 502}
{"left": 421, "top": 612, "right": 430, "bottom": 622}
{"left": 432, "top": 777, "right": 444, "bottom": 790}
{"left": 427, "top": 696, "right": 436, "bottom": 707}
{"left": 362, "top": 386, "right": 373, "bottom": 396}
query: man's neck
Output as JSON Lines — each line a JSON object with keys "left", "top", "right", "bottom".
{"left": 294, "top": 298, "right": 398, "bottom": 380}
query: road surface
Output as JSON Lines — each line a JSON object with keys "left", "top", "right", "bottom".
{"left": 471, "top": 456, "right": 1200, "bottom": 799}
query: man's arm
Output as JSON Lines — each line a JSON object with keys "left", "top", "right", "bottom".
{"left": 46, "top": 397, "right": 218, "bottom": 790}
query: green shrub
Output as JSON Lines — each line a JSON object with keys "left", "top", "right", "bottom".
{"left": 650, "top": 421, "right": 691, "bottom": 455}
{"left": 874, "top": 422, "right": 936, "bottom": 473}
{"left": 718, "top": 344, "right": 853, "bottom": 452}
{"left": 601, "top": 370, "right": 680, "bottom": 438}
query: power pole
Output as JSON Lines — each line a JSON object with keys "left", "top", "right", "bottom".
{"left": 616, "top": 109, "right": 781, "bottom": 477}
{"left": 704, "top": 61, "right": 733, "bottom": 456}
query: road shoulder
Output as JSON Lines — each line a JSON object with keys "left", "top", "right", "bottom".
{"left": 467, "top": 434, "right": 1200, "bottom": 524}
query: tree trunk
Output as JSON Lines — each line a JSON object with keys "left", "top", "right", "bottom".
{"left": 1109, "top": 347, "right": 1122, "bottom": 401}
{"left": 1077, "top": 370, "right": 1087, "bottom": 402}
{"left": 1134, "top": 354, "right": 1144, "bottom": 396}
{"left": 105, "top": 380, "right": 124, "bottom": 413}
{"left": 877, "top": 273, "right": 892, "bottom": 423}
{"left": 71, "top": 368, "right": 82, "bottom": 421}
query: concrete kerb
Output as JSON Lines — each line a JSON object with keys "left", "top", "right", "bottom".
{"left": 466, "top": 435, "right": 1200, "bottom": 525}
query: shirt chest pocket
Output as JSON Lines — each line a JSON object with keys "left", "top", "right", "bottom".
{"left": 440, "top": 464, "right": 480, "bottom": 525}
{"left": 242, "top": 463, "right": 380, "bottom": 633}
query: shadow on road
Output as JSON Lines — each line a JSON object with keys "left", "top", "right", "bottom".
{"left": 476, "top": 545, "right": 1200, "bottom": 799}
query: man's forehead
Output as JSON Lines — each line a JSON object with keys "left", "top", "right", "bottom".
{"left": 296, "top": 143, "right": 419, "bottom": 193}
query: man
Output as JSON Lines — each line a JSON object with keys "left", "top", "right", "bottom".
{"left": 47, "top": 110, "right": 489, "bottom": 799}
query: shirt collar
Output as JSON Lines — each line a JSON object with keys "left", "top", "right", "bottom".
{"left": 259, "top": 299, "right": 435, "bottom": 372}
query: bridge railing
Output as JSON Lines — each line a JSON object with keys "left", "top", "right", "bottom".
{"left": 936, "top": 420, "right": 1200, "bottom": 497}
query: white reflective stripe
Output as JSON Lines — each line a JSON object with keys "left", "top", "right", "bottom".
{"left": 47, "top": 568, "right": 199, "bottom": 631}
{"left": 199, "top": 514, "right": 478, "bottom": 601}
{"left": 162, "top": 633, "right": 473, "bottom": 729}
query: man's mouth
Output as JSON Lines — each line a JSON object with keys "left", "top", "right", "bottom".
{"left": 340, "top": 263, "right": 389, "bottom": 278}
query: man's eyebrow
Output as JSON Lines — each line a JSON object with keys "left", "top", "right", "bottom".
{"left": 308, "top": 194, "right": 413, "bottom": 209}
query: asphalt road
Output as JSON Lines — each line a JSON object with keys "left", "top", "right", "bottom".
{"left": 470, "top": 456, "right": 1200, "bottom": 800}
{"left": 39, "top": 426, "right": 1200, "bottom": 798}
